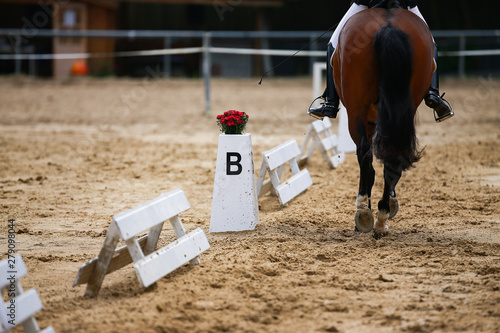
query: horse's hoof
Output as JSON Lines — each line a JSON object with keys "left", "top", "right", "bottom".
{"left": 373, "top": 229, "right": 388, "bottom": 240}
{"left": 355, "top": 209, "right": 374, "bottom": 233}
{"left": 389, "top": 196, "right": 399, "bottom": 219}
{"left": 374, "top": 211, "right": 390, "bottom": 238}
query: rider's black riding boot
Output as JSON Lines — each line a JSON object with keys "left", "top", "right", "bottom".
{"left": 308, "top": 43, "right": 340, "bottom": 120}
{"left": 425, "top": 43, "right": 454, "bottom": 122}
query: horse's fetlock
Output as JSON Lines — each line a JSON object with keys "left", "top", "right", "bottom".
{"left": 377, "top": 211, "right": 390, "bottom": 221}
{"left": 356, "top": 195, "right": 370, "bottom": 210}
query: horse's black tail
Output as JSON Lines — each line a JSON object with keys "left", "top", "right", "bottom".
{"left": 373, "top": 24, "right": 421, "bottom": 171}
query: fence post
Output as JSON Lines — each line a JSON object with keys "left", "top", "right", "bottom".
{"left": 309, "top": 34, "right": 318, "bottom": 76}
{"left": 458, "top": 34, "right": 466, "bottom": 78}
{"left": 203, "top": 32, "right": 212, "bottom": 115}
{"left": 14, "top": 35, "right": 21, "bottom": 75}
{"left": 163, "top": 37, "right": 171, "bottom": 78}
{"left": 29, "top": 54, "right": 36, "bottom": 77}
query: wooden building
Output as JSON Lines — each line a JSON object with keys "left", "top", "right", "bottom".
{"left": 50, "top": 1, "right": 117, "bottom": 78}
{"left": 0, "top": 1, "right": 498, "bottom": 77}
{"left": 0, "top": 0, "right": 296, "bottom": 78}
{"left": 0, "top": 0, "right": 117, "bottom": 77}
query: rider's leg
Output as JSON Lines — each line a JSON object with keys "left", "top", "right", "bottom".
{"left": 308, "top": 43, "right": 339, "bottom": 119}
{"left": 308, "top": 1, "right": 369, "bottom": 119}
{"left": 425, "top": 43, "right": 454, "bottom": 122}
{"left": 409, "top": 5, "right": 454, "bottom": 122}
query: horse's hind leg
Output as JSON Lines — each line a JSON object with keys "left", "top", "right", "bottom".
{"left": 355, "top": 135, "right": 375, "bottom": 232}
{"left": 389, "top": 193, "right": 399, "bottom": 219}
{"left": 375, "top": 164, "right": 402, "bottom": 238}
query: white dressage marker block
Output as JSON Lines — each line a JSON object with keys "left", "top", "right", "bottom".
{"left": 338, "top": 106, "right": 356, "bottom": 153}
{"left": 312, "top": 61, "right": 356, "bottom": 154}
{"left": 73, "top": 189, "right": 210, "bottom": 297}
{"left": 256, "top": 139, "right": 313, "bottom": 206}
{"left": 210, "top": 133, "right": 260, "bottom": 233}
{"left": 0, "top": 254, "right": 54, "bottom": 333}
{"left": 299, "top": 117, "right": 346, "bottom": 169}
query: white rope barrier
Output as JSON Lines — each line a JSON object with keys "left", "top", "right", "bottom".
{"left": 2, "top": 44, "right": 497, "bottom": 117}
{"left": 0, "top": 47, "right": 323, "bottom": 60}
{"left": 0, "top": 47, "right": 204, "bottom": 60}
{"left": 209, "top": 47, "right": 324, "bottom": 57}
{"left": 1, "top": 46, "right": 497, "bottom": 60}
{"left": 439, "top": 49, "right": 500, "bottom": 57}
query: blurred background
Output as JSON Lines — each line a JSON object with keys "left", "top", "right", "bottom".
{"left": 0, "top": 0, "right": 498, "bottom": 79}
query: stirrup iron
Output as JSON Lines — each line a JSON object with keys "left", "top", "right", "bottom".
{"left": 433, "top": 93, "right": 454, "bottom": 123}
{"left": 307, "top": 96, "right": 326, "bottom": 120}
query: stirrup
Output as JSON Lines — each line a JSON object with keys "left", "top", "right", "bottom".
{"left": 433, "top": 93, "right": 455, "bottom": 123}
{"left": 307, "top": 96, "right": 326, "bottom": 120}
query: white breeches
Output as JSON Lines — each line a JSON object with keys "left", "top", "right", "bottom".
{"left": 328, "top": 4, "right": 431, "bottom": 49}
{"left": 328, "top": 3, "right": 368, "bottom": 48}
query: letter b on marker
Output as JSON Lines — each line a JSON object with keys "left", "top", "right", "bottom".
{"left": 226, "top": 152, "right": 242, "bottom": 175}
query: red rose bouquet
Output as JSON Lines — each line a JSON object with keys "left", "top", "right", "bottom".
{"left": 216, "top": 110, "right": 249, "bottom": 135}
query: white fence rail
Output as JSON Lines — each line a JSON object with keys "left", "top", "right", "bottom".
{"left": 1, "top": 29, "right": 498, "bottom": 114}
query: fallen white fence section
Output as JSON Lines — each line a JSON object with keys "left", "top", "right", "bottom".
{"left": 73, "top": 189, "right": 210, "bottom": 298}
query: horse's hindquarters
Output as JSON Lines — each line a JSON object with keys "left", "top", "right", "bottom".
{"left": 334, "top": 8, "right": 435, "bottom": 237}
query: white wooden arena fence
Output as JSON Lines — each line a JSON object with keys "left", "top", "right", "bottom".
{"left": 0, "top": 29, "right": 497, "bottom": 114}
{"left": 0, "top": 255, "right": 54, "bottom": 333}
{"left": 256, "top": 139, "right": 313, "bottom": 207}
{"left": 73, "top": 189, "right": 210, "bottom": 298}
{"left": 299, "top": 117, "right": 346, "bottom": 168}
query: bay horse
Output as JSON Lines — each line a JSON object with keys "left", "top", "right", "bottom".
{"left": 331, "top": 7, "right": 434, "bottom": 237}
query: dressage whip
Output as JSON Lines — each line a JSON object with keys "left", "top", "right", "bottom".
{"left": 258, "top": 22, "right": 339, "bottom": 85}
